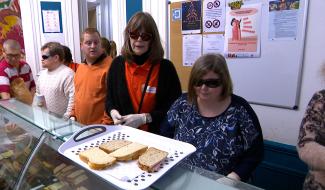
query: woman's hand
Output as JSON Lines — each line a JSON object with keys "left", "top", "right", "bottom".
{"left": 121, "top": 113, "right": 147, "bottom": 128}
{"left": 110, "top": 109, "right": 123, "bottom": 124}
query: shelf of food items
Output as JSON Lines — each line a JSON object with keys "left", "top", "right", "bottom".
{"left": 0, "top": 127, "right": 116, "bottom": 190}
{"left": 21, "top": 140, "right": 113, "bottom": 190}
{"left": 0, "top": 122, "right": 39, "bottom": 189}
{"left": 0, "top": 114, "right": 115, "bottom": 190}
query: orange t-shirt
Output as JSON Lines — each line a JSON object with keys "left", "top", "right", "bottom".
{"left": 71, "top": 56, "right": 112, "bottom": 125}
{"left": 68, "top": 62, "right": 79, "bottom": 72}
{"left": 125, "top": 61, "right": 160, "bottom": 131}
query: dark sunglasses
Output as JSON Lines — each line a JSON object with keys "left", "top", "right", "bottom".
{"left": 195, "top": 79, "right": 222, "bottom": 88}
{"left": 129, "top": 31, "right": 153, "bottom": 41}
{"left": 41, "top": 54, "right": 51, "bottom": 60}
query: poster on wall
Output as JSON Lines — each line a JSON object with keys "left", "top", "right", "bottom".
{"left": 202, "top": 34, "right": 224, "bottom": 54}
{"left": 268, "top": 0, "right": 300, "bottom": 40}
{"left": 41, "top": 1, "right": 62, "bottom": 33}
{"left": 182, "top": 34, "right": 202, "bottom": 66}
{"left": 40, "top": 1, "right": 64, "bottom": 44}
{"left": 202, "top": 0, "right": 225, "bottom": 33}
{"left": 42, "top": 10, "right": 61, "bottom": 33}
{"left": 182, "top": 0, "right": 201, "bottom": 34}
{"left": 224, "top": 1, "right": 262, "bottom": 58}
{"left": 172, "top": 8, "right": 182, "bottom": 21}
{"left": 0, "top": 0, "right": 24, "bottom": 57}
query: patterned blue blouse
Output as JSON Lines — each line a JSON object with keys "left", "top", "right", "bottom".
{"left": 167, "top": 94, "right": 263, "bottom": 181}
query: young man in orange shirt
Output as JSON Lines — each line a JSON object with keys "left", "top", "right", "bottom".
{"left": 70, "top": 28, "right": 112, "bottom": 125}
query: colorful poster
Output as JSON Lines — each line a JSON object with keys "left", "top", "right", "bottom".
{"left": 0, "top": 0, "right": 24, "bottom": 58}
{"left": 268, "top": 0, "right": 300, "bottom": 40}
{"left": 224, "top": 2, "right": 262, "bottom": 58}
{"left": 202, "top": 0, "right": 225, "bottom": 33}
{"left": 182, "top": 1, "right": 201, "bottom": 34}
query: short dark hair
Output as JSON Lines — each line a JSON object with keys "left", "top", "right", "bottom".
{"left": 81, "top": 27, "right": 101, "bottom": 42}
{"left": 121, "top": 12, "right": 164, "bottom": 63}
{"left": 101, "top": 37, "right": 111, "bottom": 55}
{"left": 188, "top": 54, "right": 233, "bottom": 104}
{"left": 109, "top": 40, "right": 117, "bottom": 58}
{"left": 61, "top": 45, "right": 73, "bottom": 63}
{"left": 41, "top": 42, "right": 64, "bottom": 61}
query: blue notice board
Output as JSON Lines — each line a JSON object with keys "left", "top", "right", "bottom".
{"left": 40, "top": 1, "right": 63, "bottom": 33}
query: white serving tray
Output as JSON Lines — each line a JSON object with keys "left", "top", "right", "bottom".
{"left": 58, "top": 125, "right": 196, "bottom": 190}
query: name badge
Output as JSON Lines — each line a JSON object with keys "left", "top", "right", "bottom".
{"left": 142, "top": 85, "right": 157, "bottom": 94}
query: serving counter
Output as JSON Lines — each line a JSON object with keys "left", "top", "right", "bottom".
{"left": 0, "top": 99, "right": 262, "bottom": 190}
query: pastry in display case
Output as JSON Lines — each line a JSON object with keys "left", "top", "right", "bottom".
{"left": 0, "top": 122, "right": 39, "bottom": 190}
{"left": 17, "top": 133, "right": 117, "bottom": 190}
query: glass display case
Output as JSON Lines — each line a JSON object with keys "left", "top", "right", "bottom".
{"left": 0, "top": 99, "right": 262, "bottom": 190}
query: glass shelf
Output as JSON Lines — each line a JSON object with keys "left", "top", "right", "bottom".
{"left": 0, "top": 99, "right": 82, "bottom": 141}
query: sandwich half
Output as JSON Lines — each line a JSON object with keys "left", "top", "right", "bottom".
{"left": 79, "top": 147, "right": 116, "bottom": 170}
{"left": 138, "top": 147, "right": 168, "bottom": 173}
{"left": 99, "top": 140, "right": 132, "bottom": 153}
{"left": 109, "top": 142, "right": 148, "bottom": 161}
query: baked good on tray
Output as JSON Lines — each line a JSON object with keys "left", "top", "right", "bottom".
{"left": 79, "top": 147, "right": 116, "bottom": 170}
{"left": 138, "top": 147, "right": 168, "bottom": 172}
{"left": 99, "top": 140, "right": 132, "bottom": 153}
{"left": 108, "top": 142, "right": 148, "bottom": 161}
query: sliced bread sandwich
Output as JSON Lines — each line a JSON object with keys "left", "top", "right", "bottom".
{"left": 79, "top": 147, "right": 116, "bottom": 170}
{"left": 99, "top": 140, "right": 132, "bottom": 153}
{"left": 138, "top": 147, "right": 168, "bottom": 173}
{"left": 109, "top": 142, "right": 148, "bottom": 161}
{"left": 53, "top": 163, "right": 67, "bottom": 175}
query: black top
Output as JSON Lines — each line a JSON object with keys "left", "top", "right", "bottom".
{"left": 131, "top": 51, "right": 150, "bottom": 65}
{"left": 106, "top": 55, "right": 182, "bottom": 135}
{"left": 167, "top": 93, "right": 264, "bottom": 181}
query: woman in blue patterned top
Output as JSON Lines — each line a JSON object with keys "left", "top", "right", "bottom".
{"left": 167, "top": 54, "right": 263, "bottom": 181}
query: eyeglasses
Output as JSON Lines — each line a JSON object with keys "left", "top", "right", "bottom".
{"left": 195, "top": 79, "right": 222, "bottom": 88}
{"left": 41, "top": 54, "right": 51, "bottom": 60}
{"left": 129, "top": 31, "right": 153, "bottom": 41}
{"left": 5, "top": 53, "right": 20, "bottom": 59}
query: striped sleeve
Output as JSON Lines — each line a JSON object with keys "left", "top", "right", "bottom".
{"left": 20, "top": 63, "right": 35, "bottom": 90}
{"left": 0, "top": 67, "right": 10, "bottom": 93}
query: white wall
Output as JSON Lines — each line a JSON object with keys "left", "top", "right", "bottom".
{"left": 164, "top": 0, "right": 325, "bottom": 145}
{"left": 111, "top": 0, "right": 127, "bottom": 55}
{"left": 20, "top": 0, "right": 42, "bottom": 78}
{"left": 142, "top": 0, "right": 168, "bottom": 57}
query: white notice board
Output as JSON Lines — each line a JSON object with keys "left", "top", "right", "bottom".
{"left": 225, "top": 0, "right": 308, "bottom": 109}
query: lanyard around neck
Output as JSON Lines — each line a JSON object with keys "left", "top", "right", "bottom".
{"left": 137, "top": 63, "right": 155, "bottom": 114}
